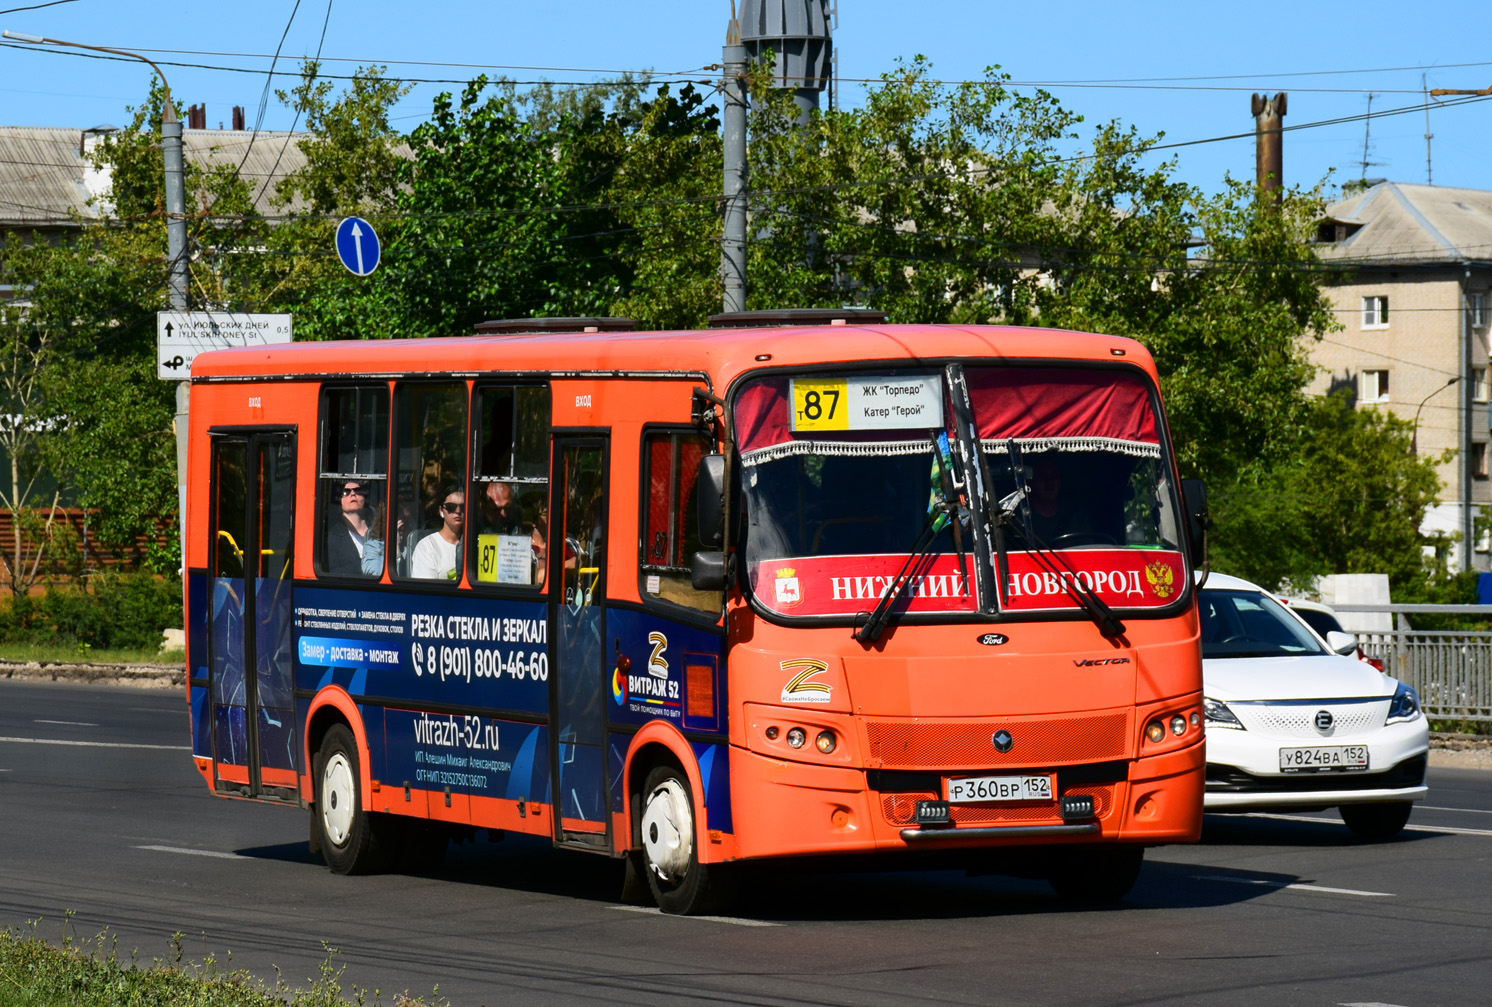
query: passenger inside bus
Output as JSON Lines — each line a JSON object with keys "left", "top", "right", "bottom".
{"left": 326, "top": 480, "right": 374, "bottom": 576}
{"left": 410, "top": 489, "right": 464, "bottom": 580}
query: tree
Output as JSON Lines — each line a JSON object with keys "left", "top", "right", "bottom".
{"left": 1209, "top": 391, "right": 1447, "bottom": 592}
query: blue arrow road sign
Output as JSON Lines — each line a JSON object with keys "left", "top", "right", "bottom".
{"left": 335, "top": 216, "right": 381, "bottom": 276}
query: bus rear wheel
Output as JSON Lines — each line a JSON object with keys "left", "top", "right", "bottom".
{"left": 315, "top": 724, "right": 395, "bottom": 875}
{"left": 638, "top": 764, "right": 737, "bottom": 915}
{"left": 1046, "top": 845, "right": 1144, "bottom": 903}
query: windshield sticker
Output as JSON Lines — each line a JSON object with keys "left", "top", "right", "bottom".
{"left": 774, "top": 566, "right": 802, "bottom": 608}
{"left": 752, "top": 554, "right": 978, "bottom": 617}
{"left": 1002, "top": 549, "right": 1184, "bottom": 611}
{"left": 790, "top": 375, "right": 943, "bottom": 432}
{"left": 1145, "top": 560, "right": 1176, "bottom": 599}
{"left": 780, "top": 659, "right": 832, "bottom": 703}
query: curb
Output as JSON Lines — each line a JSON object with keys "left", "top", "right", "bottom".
{"left": 0, "top": 662, "right": 185, "bottom": 690}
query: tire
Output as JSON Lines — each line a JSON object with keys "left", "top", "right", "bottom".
{"left": 1047, "top": 845, "right": 1144, "bottom": 903}
{"left": 637, "top": 764, "right": 738, "bottom": 915}
{"left": 314, "top": 724, "right": 395, "bottom": 875}
{"left": 1340, "top": 801, "right": 1413, "bottom": 840}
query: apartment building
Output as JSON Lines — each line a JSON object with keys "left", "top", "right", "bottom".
{"left": 1310, "top": 181, "right": 1492, "bottom": 570}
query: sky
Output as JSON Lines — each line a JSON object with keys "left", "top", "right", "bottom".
{"left": 2, "top": 0, "right": 1490, "bottom": 204}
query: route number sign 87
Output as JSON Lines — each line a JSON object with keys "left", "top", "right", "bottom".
{"left": 791, "top": 379, "right": 849, "bottom": 431}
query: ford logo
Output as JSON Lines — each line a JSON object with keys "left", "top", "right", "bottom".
{"left": 992, "top": 729, "right": 1014, "bottom": 753}
{"left": 977, "top": 633, "right": 1009, "bottom": 646}
{"left": 1314, "top": 710, "right": 1334, "bottom": 731}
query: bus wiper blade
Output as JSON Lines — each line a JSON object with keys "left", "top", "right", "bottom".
{"left": 1001, "top": 519, "right": 1127, "bottom": 641}
{"left": 856, "top": 435, "right": 961, "bottom": 645}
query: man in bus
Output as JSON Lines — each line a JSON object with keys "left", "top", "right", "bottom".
{"left": 411, "top": 489, "right": 463, "bottom": 580}
{"left": 1028, "top": 455, "right": 1091, "bottom": 544}
{"left": 326, "top": 480, "right": 373, "bottom": 576}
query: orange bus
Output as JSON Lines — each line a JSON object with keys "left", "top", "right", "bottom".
{"left": 184, "top": 310, "right": 1209, "bottom": 914}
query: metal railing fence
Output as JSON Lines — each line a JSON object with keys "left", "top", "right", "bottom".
{"left": 1337, "top": 605, "right": 1492, "bottom": 722}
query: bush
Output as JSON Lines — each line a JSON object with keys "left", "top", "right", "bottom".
{"left": 0, "top": 571, "right": 182, "bottom": 652}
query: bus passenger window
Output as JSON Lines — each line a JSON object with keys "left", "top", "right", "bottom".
{"left": 393, "top": 381, "right": 468, "bottom": 582}
{"left": 471, "top": 384, "right": 550, "bottom": 589}
{"left": 316, "top": 386, "right": 388, "bottom": 578}
{"left": 641, "top": 431, "right": 718, "bottom": 615}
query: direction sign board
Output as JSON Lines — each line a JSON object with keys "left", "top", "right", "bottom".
{"left": 335, "top": 216, "right": 381, "bottom": 276}
{"left": 156, "top": 312, "right": 293, "bottom": 379}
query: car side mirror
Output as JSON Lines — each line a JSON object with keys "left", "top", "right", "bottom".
{"left": 1325, "top": 630, "right": 1359, "bottom": 656}
{"left": 1180, "top": 478, "right": 1209, "bottom": 569}
{"left": 695, "top": 454, "right": 725, "bottom": 548}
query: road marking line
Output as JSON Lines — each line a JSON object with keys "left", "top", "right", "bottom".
{"left": 36, "top": 719, "right": 98, "bottom": 726}
{"left": 135, "top": 845, "right": 249, "bottom": 860}
{"left": 1191, "top": 875, "right": 1394, "bottom": 897}
{"left": 1418, "top": 804, "right": 1492, "bottom": 815}
{"left": 1339, "top": 1002, "right": 1412, "bottom": 1006}
{"left": 0, "top": 736, "right": 190, "bottom": 751}
{"left": 1244, "top": 811, "right": 1492, "bottom": 838}
{"left": 609, "top": 906, "right": 783, "bottom": 927}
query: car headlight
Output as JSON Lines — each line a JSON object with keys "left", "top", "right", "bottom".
{"left": 1203, "top": 697, "right": 1244, "bottom": 730}
{"left": 1386, "top": 682, "right": 1422, "bottom": 724}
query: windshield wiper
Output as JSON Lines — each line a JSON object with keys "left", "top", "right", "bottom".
{"left": 997, "top": 441, "right": 1127, "bottom": 640}
{"left": 854, "top": 434, "right": 964, "bottom": 645}
{"left": 932, "top": 431, "right": 970, "bottom": 589}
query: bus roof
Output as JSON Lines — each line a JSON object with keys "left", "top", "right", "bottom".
{"left": 189, "top": 322, "right": 1158, "bottom": 389}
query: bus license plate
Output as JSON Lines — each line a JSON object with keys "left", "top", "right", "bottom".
{"left": 1279, "top": 745, "right": 1369, "bottom": 772}
{"left": 947, "top": 774, "right": 1053, "bottom": 803}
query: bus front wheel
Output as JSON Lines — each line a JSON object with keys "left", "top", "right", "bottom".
{"left": 315, "top": 724, "right": 394, "bottom": 875}
{"left": 1046, "top": 845, "right": 1144, "bottom": 903}
{"left": 638, "top": 764, "right": 737, "bottom": 915}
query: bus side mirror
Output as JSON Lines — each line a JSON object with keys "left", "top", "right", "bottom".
{"left": 691, "top": 551, "right": 727, "bottom": 591}
{"left": 1181, "top": 478, "right": 1209, "bottom": 569}
{"left": 696, "top": 454, "right": 725, "bottom": 548}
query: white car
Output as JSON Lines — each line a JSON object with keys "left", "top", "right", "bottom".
{"left": 1200, "top": 573, "right": 1428, "bottom": 839}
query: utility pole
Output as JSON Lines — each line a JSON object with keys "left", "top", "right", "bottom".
{"left": 2, "top": 30, "right": 191, "bottom": 561}
{"left": 721, "top": 7, "right": 748, "bottom": 314}
{"left": 1423, "top": 74, "right": 1434, "bottom": 185}
{"left": 1251, "top": 92, "right": 1287, "bottom": 200}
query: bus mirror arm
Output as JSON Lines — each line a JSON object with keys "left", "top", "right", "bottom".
{"left": 1180, "top": 478, "right": 1210, "bottom": 588}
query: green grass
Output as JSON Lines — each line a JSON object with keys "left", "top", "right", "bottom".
{"left": 0, "top": 917, "right": 441, "bottom": 1007}
{"left": 0, "top": 644, "right": 183, "bottom": 665}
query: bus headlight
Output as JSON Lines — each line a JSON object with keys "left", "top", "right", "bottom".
{"left": 786, "top": 727, "right": 806, "bottom": 749}
{"left": 815, "top": 730, "right": 837, "bottom": 754}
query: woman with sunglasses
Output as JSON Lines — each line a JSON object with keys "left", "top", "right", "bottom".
{"left": 326, "top": 480, "right": 374, "bottom": 576}
{"left": 410, "top": 489, "right": 464, "bottom": 580}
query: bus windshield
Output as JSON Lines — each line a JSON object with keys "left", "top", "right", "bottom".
{"left": 734, "top": 365, "right": 1187, "bottom": 621}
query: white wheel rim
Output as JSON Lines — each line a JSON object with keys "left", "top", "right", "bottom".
{"left": 640, "top": 779, "right": 693, "bottom": 882}
{"left": 321, "top": 752, "right": 355, "bottom": 847}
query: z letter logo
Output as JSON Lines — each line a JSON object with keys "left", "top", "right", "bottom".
{"left": 780, "top": 658, "right": 831, "bottom": 704}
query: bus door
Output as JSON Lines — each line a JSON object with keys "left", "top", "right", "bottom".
{"left": 208, "top": 429, "right": 298, "bottom": 801}
{"left": 547, "top": 437, "right": 610, "bottom": 849}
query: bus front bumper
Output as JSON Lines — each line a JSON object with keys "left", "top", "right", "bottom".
{"left": 730, "top": 741, "right": 1204, "bottom": 859}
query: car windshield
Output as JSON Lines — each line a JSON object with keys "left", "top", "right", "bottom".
{"left": 1201, "top": 589, "right": 1328, "bottom": 659}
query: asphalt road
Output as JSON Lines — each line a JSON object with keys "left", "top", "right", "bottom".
{"left": 1, "top": 678, "right": 1488, "bottom": 1007}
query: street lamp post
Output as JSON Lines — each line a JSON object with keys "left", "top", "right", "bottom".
{"left": 4, "top": 29, "right": 191, "bottom": 564}
{"left": 1412, "top": 375, "right": 1461, "bottom": 454}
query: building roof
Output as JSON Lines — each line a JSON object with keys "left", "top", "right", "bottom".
{"left": 1317, "top": 181, "right": 1492, "bottom": 266}
{"left": 0, "top": 124, "right": 309, "bottom": 229}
